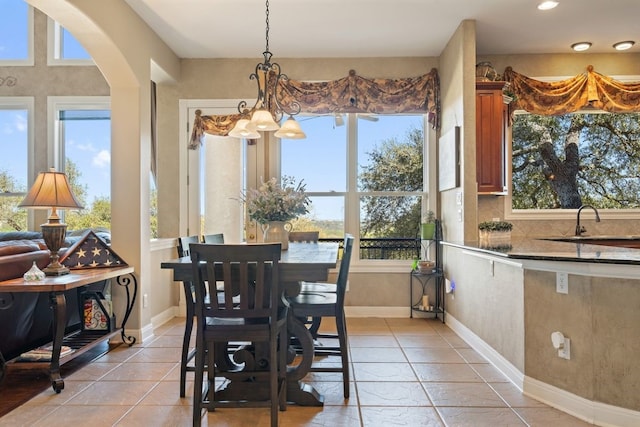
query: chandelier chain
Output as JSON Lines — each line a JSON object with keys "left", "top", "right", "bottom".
{"left": 265, "top": 0, "right": 270, "bottom": 54}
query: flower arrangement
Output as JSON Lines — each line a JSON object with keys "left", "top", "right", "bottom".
{"left": 243, "top": 176, "right": 310, "bottom": 224}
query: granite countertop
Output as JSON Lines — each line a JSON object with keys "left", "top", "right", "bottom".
{"left": 442, "top": 237, "right": 640, "bottom": 265}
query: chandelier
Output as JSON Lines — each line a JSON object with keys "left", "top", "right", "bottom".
{"left": 228, "top": 0, "right": 306, "bottom": 140}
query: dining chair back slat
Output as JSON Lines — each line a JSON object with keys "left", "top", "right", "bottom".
{"left": 288, "top": 231, "right": 319, "bottom": 243}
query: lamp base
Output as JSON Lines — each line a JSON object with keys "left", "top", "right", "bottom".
{"left": 41, "top": 222, "right": 69, "bottom": 276}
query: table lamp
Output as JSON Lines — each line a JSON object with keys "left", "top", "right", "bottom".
{"left": 19, "top": 168, "right": 84, "bottom": 276}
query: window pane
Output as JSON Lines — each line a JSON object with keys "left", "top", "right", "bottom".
{"left": 61, "top": 110, "right": 111, "bottom": 230}
{"left": 61, "top": 27, "right": 90, "bottom": 59}
{"left": 294, "top": 196, "right": 344, "bottom": 238}
{"left": 0, "top": 109, "right": 28, "bottom": 231}
{"left": 358, "top": 115, "right": 424, "bottom": 191}
{"left": 360, "top": 195, "right": 421, "bottom": 260}
{"left": 0, "top": 0, "right": 28, "bottom": 60}
{"left": 281, "top": 115, "right": 346, "bottom": 192}
{"left": 512, "top": 112, "right": 640, "bottom": 210}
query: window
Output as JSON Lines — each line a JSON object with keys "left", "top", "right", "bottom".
{"left": 281, "top": 113, "right": 428, "bottom": 261}
{"left": 510, "top": 111, "right": 640, "bottom": 214}
{"left": 47, "top": 19, "right": 92, "bottom": 65}
{"left": 0, "top": 98, "right": 33, "bottom": 231}
{"left": 49, "top": 97, "right": 111, "bottom": 231}
{"left": 0, "top": 0, "right": 33, "bottom": 65}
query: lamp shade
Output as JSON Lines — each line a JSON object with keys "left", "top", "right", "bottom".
{"left": 274, "top": 116, "right": 306, "bottom": 139}
{"left": 229, "top": 119, "right": 261, "bottom": 139}
{"left": 251, "top": 108, "right": 280, "bottom": 131}
{"left": 19, "top": 168, "right": 84, "bottom": 211}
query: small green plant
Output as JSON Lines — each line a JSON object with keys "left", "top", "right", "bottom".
{"left": 424, "top": 210, "right": 436, "bottom": 223}
{"left": 478, "top": 220, "right": 513, "bottom": 232}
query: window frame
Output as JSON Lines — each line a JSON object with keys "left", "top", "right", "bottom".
{"left": 46, "top": 18, "right": 93, "bottom": 66}
{"left": 280, "top": 113, "right": 434, "bottom": 270}
{"left": 0, "top": 1, "right": 34, "bottom": 66}
{"left": 504, "top": 74, "right": 640, "bottom": 222}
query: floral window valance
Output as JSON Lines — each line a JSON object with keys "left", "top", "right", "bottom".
{"left": 503, "top": 65, "right": 640, "bottom": 119}
{"left": 190, "top": 68, "right": 440, "bottom": 148}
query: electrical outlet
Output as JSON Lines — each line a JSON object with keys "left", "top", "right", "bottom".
{"left": 556, "top": 272, "right": 569, "bottom": 294}
{"left": 143, "top": 293, "right": 149, "bottom": 308}
{"left": 558, "top": 338, "right": 571, "bottom": 360}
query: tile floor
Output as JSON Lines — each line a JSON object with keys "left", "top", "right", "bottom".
{"left": 0, "top": 317, "right": 592, "bottom": 426}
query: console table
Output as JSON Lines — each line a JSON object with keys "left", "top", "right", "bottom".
{"left": 0, "top": 266, "right": 136, "bottom": 393}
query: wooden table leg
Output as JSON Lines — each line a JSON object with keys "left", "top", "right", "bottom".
{"left": 285, "top": 315, "right": 324, "bottom": 406}
{"left": 49, "top": 292, "right": 66, "bottom": 393}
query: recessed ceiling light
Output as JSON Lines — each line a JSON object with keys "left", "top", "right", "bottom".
{"left": 613, "top": 41, "right": 635, "bottom": 51}
{"left": 538, "top": 1, "right": 559, "bottom": 10}
{"left": 571, "top": 42, "right": 592, "bottom": 52}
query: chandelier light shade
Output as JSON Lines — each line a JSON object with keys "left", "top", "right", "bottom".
{"left": 228, "top": 119, "right": 260, "bottom": 139}
{"left": 274, "top": 116, "right": 306, "bottom": 139}
{"left": 18, "top": 168, "right": 84, "bottom": 276}
{"left": 228, "top": 0, "right": 304, "bottom": 139}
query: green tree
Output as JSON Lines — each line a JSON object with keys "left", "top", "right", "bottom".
{"left": 0, "top": 170, "right": 27, "bottom": 231}
{"left": 359, "top": 126, "right": 423, "bottom": 237}
{"left": 512, "top": 113, "right": 640, "bottom": 209}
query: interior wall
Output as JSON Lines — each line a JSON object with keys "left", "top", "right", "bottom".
{"left": 436, "top": 20, "right": 476, "bottom": 243}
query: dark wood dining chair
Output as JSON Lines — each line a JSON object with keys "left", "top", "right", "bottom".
{"left": 189, "top": 242, "right": 287, "bottom": 427}
{"left": 288, "top": 230, "right": 319, "bottom": 243}
{"left": 202, "top": 233, "right": 224, "bottom": 244}
{"left": 176, "top": 235, "right": 201, "bottom": 397}
{"left": 287, "top": 234, "right": 354, "bottom": 399}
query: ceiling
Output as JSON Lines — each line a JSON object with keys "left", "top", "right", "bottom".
{"left": 124, "top": 0, "right": 639, "bottom": 59}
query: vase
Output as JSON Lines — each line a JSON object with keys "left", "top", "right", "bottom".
{"left": 261, "top": 221, "right": 292, "bottom": 250}
{"left": 421, "top": 222, "right": 436, "bottom": 240}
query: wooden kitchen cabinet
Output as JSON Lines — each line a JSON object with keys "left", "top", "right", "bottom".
{"left": 476, "top": 82, "right": 508, "bottom": 194}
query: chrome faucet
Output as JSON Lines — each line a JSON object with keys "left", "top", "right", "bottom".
{"left": 575, "top": 205, "right": 601, "bottom": 236}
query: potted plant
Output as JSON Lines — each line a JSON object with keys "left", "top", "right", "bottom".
{"left": 478, "top": 220, "right": 513, "bottom": 248}
{"left": 241, "top": 176, "right": 310, "bottom": 250}
{"left": 502, "top": 82, "right": 517, "bottom": 104}
{"left": 420, "top": 210, "right": 437, "bottom": 240}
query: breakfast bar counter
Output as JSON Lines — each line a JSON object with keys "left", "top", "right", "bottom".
{"left": 440, "top": 237, "right": 640, "bottom": 426}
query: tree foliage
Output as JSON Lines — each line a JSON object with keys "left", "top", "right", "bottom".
{"left": 512, "top": 112, "right": 640, "bottom": 209}
{"left": 359, "top": 126, "right": 423, "bottom": 237}
{"left": 0, "top": 171, "right": 27, "bottom": 231}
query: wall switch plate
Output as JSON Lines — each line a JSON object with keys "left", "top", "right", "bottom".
{"left": 143, "top": 293, "right": 149, "bottom": 308}
{"left": 556, "top": 272, "right": 569, "bottom": 294}
{"left": 456, "top": 191, "right": 462, "bottom": 205}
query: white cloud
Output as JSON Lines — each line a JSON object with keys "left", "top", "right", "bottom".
{"left": 92, "top": 150, "right": 111, "bottom": 168}
{"left": 14, "top": 113, "right": 27, "bottom": 132}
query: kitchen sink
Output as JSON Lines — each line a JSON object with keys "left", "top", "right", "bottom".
{"left": 542, "top": 235, "right": 640, "bottom": 249}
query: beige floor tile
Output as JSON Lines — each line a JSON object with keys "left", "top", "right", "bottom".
{"left": 101, "top": 361, "right": 176, "bottom": 381}
{"left": 470, "top": 363, "right": 511, "bottom": 382}
{"left": 514, "top": 407, "right": 594, "bottom": 426}
{"left": 303, "top": 380, "right": 356, "bottom": 406}
{"left": 413, "top": 363, "right": 484, "bottom": 382}
{"left": 437, "top": 407, "right": 527, "bottom": 426}
{"left": 348, "top": 334, "right": 399, "bottom": 347}
{"left": 142, "top": 333, "right": 186, "bottom": 348}
{"left": 137, "top": 380, "right": 193, "bottom": 406}
{"left": 357, "top": 381, "right": 431, "bottom": 406}
{"left": 0, "top": 405, "right": 58, "bottom": 427}
{"left": 24, "top": 380, "right": 94, "bottom": 406}
{"left": 126, "top": 346, "right": 183, "bottom": 363}
{"left": 63, "top": 361, "right": 121, "bottom": 381}
{"left": 404, "top": 347, "right": 466, "bottom": 363}
{"left": 353, "top": 362, "right": 417, "bottom": 382}
{"left": 395, "top": 334, "right": 451, "bottom": 348}
{"left": 489, "top": 382, "right": 549, "bottom": 408}
{"left": 66, "top": 380, "right": 158, "bottom": 405}
{"left": 424, "top": 382, "right": 507, "bottom": 407}
{"left": 32, "top": 405, "right": 131, "bottom": 427}
{"left": 280, "top": 406, "right": 361, "bottom": 427}
{"left": 360, "top": 406, "right": 445, "bottom": 426}
{"left": 93, "top": 345, "right": 142, "bottom": 363}
{"left": 441, "top": 335, "right": 471, "bottom": 348}
{"left": 455, "top": 347, "right": 489, "bottom": 363}
{"left": 350, "top": 347, "right": 407, "bottom": 363}
{"left": 116, "top": 404, "right": 196, "bottom": 426}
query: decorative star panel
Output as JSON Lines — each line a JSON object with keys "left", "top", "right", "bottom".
{"left": 60, "top": 230, "right": 127, "bottom": 269}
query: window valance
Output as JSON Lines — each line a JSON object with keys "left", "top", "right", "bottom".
{"left": 503, "top": 65, "right": 640, "bottom": 119}
{"left": 190, "top": 68, "right": 440, "bottom": 149}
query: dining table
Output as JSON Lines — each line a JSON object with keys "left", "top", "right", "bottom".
{"left": 160, "top": 241, "right": 339, "bottom": 406}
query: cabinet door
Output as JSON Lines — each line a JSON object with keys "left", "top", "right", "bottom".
{"left": 476, "top": 83, "right": 507, "bottom": 194}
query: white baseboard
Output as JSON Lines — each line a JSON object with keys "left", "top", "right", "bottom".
{"left": 524, "top": 376, "right": 640, "bottom": 427}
